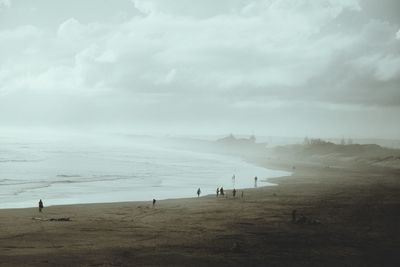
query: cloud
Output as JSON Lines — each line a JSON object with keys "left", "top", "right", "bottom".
{"left": 375, "top": 56, "right": 400, "bottom": 81}
{"left": 163, "top": 69, "right": 177, "bottom": 84}
{"left": 132, "top": 0, "right": 157, "bottom": 15}
{"left": 0, "top": 0, "right": 10, "bottom": 8}
{"left": 57, "top": 17, "right": 83, "bottom": 39}
{"left": 0, "top": 0, "right": 399, "bottom": 137}
{"left": 132, "top": 0, "right": 244, "bottom": 17}
{"left": 1, "top": 1, "right": 397, "bottom": 105}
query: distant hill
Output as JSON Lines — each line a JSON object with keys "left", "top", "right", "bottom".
{"left": 272, "top": 141, "right": 400, "bottom": 169}
{"left": 212, "top": 135, "right": 400, "bottom": 169}
{"left": 217, "top": 134, "right": 256, "bottom": 146}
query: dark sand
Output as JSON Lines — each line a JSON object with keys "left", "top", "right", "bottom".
{"left": 1, "top": 160, "right": 399, "bottom": 266}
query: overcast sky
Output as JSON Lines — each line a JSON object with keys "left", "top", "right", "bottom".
{"left": 0, "top": 0, "right": 399, "bottom": 138}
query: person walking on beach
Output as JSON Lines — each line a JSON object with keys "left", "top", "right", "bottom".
{"left": 233, "top": 188, "right": 237, "bottom": 198}
{"left": 38, "top": 199, "right": 44, "bottom": 213}
{"left": 254, "top": 176, "right": 258, "bottom": 188}
{"left": 152, "top": 199, "right": 156, "bottom": 208}
{"left": 197, "top": 188, "right": 201, "bottom": 197}
{"left": 220, "top": 187, "right": 224, "bottom": 196}
{"left": 216, "top": 187, "right": 220, "bottom": 197}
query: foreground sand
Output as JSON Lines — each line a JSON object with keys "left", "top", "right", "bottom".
{"left": 0, "top": 161, "right": 399, "bottom": 267}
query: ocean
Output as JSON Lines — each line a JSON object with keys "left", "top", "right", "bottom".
{"left": 0, "top": 132, "right": 289, "bottom": 209}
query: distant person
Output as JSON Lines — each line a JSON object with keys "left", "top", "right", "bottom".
{"left": 152, "top": 199, "right": 156, "bottom": 208}
{"left": 233, "top": 188, "right": 237, "bottom": 198}
{"left": 197, "top": 188, "right": 201, "bottom": 197}
{"left": 216, "top": 188, "right": 220, "bottom": 197}
{"left": 220, "top": 187, "right": 224, "bottom": 196}
{"left": 254, "top": 176, "right": 258, "bottom": 188}
{"left": 38, "top": 199, "right": 44, "bottom": 213}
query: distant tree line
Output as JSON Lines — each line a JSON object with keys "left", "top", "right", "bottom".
{"left": 303, "top": 137, "right": 354, "bottom": 146}
{"left": 340, "top": 138, "right": 353, "bottom": 145}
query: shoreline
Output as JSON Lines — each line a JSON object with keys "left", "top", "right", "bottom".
{"left": 0, "top": 153, "right": 291, "bottom": 211}
{"left": 0, "top": 156, "right": 399, "bottom": 266}
{"left": 0, "top": 175, "right": 291, "bottom": 212}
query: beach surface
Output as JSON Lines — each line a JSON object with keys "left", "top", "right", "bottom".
{"left": 0, "top": 159, "right": 399, "bottom": 266}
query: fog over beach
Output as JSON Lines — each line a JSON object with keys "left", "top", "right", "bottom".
{"left": 0, "top": 131, "right": 288, "bottom": 209}
{"left": 0, "top": 0, "right": 399, "bottom": 266}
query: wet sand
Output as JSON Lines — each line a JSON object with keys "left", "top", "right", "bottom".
{"left": 1, "top": 160, "right": 399, "bottom": 266}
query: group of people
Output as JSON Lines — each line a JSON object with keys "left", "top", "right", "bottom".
{"left": 196, "top": 186, "right": 245, "bottom": 199}
{"left": 196, "top": 174, "right": 259, "bottom": 199}
{"left": 216, "top": 187, "right": 224, "bottom": 196}
{"left": 216, "top": 187, "right": 243, "bottom": 198}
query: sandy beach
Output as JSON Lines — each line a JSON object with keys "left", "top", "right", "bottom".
{"left": 1, "top": 157, "right": 399, "bottom": 267}
{"left": 2, "top": 0, "right": 399, "bottom": 265}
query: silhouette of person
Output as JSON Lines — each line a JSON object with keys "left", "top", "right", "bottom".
{"left": 233, "top": 188, "right": 237, "bottom": 198}
{"left": 220, "top": 187, "right": 224, "bottom": 196}
{"left": 38, "top": 199, "right": 44, "bottom": 213}
{"left": 254, "top": 176, "right": 258, "bottom": 188}
{"left": 216, "top": 187, "right": 220, "bottom": 197}
{"left": 152, "top": 199, "right": 156, "bottom": 208}
{"left": 197, "top": 188, "right": 201, "bottom": 197}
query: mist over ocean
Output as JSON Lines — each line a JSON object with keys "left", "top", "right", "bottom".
{"left": 0, "top": 131, "right": 289, "bottom": 209}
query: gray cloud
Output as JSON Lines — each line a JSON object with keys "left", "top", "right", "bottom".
{"left": 0, "top": 0, "right": 399, "bottom": 138}
{"left": 0, "top": 0, "right": 10, "bottom": 8}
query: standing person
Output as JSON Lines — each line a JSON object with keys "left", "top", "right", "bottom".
{"left": 216, "top": 187, "right": 220, "bottom": 197}
{"left": 254, "top": 176, "right": 258, "bottom": 188}
{"left": 220, "top": 187, "right": 224, "bottom": 196}
{"left": 38, "top": 199, "right": 44, "bottom": 213}
{"left": 233, "top": 188, "right": 237, "bottom": 198}
{"left": 197, "top": 188, "right": 201, "bottom": 197}
{"left": 152, "top": 199, "right": 156, "bottom": 208}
